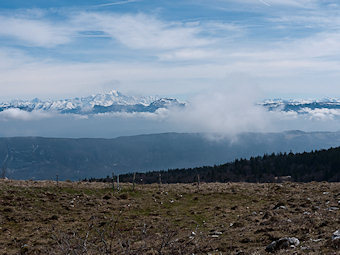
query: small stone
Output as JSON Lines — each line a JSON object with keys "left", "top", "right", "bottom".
{"left": 332, "top": 230, "right": 340, "bottom": 241}
{"left": 311, "top": 238, "right": 322, "bottom": 242}
{"left": 332, "top": 230, "right": 340, "bottom": 248}
{"left": 265, "top": 237, "right": 300, "bottom": 252}
{"left": 209, "top": 231, "right": 222, "bottom": 236}
{"left": 273, "top": 202, "right": 285, "bottom": 210}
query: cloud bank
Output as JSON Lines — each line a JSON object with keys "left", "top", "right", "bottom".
{"left": 2, "top": 88, "right": 340, "bottom": 138}
{"left": 0, "top": 109, "right": 52, "bottom": 121}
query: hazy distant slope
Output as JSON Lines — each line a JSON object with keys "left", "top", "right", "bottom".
{"left": 1, "top": 131, "right": 340, "bottom": 180}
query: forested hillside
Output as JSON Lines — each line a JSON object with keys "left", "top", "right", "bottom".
{"left": 114, "top": 147, "right": 340, "bottom": 183}
{"left": 2, "top": 131, "right": 340, "bottom": 180}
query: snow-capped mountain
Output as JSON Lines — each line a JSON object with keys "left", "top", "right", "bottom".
{"left": 262, "top": 98, "right": 340, "bottom": 112}
{"left": 2, "top": 92, "right": 339, "bottom": 118}
{"left": 0, "top": 90, "right": 185, "bottom": 115}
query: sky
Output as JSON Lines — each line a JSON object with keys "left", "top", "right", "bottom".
{"left": 1, "top": 0, "right": 340, "bottom": 101}
{"left": 2, "top": 0, "right": 340, "bottom": 137}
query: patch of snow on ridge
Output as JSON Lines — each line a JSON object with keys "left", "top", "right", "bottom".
{"left": 0, "top": 90, "right": 184, "bottom": 116}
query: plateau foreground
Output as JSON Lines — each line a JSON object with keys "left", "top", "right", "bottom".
{"left": 1, "top": 179, "right": 340, "bottom": 254}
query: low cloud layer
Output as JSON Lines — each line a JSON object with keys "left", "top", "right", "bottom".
{"left": 0, "top": 109, "right": 52, "bottom": 121}
{"left": 2, "top": 88, "right": 340, "bottom": 138}
{"left": 166, "top": 88, "right": 269, "bottom": 136}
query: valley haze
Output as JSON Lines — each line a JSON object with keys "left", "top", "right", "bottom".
{"left": 2, "top": 131, "right": 340, "bottom": 180}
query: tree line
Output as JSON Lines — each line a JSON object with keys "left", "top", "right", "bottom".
{"left": 87, "top": 146, "right": 340, "bottom": 183}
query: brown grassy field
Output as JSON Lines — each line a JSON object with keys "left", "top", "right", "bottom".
{"left": 1, "top": 179, "right": 340, "bottom": 254}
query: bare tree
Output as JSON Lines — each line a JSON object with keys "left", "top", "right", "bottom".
{"left": 117, "top": 174, "right": 120, "bottom": 191}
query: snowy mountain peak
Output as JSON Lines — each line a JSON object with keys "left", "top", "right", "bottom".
{"left": 108, "top": 89, "right": 120, "bottom": 97}
{"left": 0, "top": 90, "right": 185, "bottom": 115}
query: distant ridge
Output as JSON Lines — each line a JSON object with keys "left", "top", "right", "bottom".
{"left": 262, "top": 98, "right": 340, "bottom": 112}
{"left": 1, "top": 92, "right": 340, "bottom": 117}
{"left": 0, "top": 90, "right": 185, "bottom": 115}
{"left": 1, "top": 131, "right": 340, "bottom": 180}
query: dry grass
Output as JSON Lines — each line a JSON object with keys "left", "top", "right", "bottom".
{"left": 1, "top": 179, "right": 340, "bottom": 254}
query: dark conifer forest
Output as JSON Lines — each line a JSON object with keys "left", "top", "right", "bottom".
{"left": 90, "top": 146, "right": 340, "bottom": 183}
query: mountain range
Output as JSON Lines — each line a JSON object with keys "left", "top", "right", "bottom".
{"left": 1, "top": 91, "right": 340, "bottom": 116}
{"left": 2, "top": 131, "right": 340, "bottom": 180}
{"left": 0, "top": 90, "right": 185, "bottom": 115}
{"left": 262, "top": 98, "right": 340, "bottom": 113}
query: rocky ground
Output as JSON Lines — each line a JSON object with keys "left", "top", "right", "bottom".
{"left": 1, "top": 179, "right": 340, "bottom": 254}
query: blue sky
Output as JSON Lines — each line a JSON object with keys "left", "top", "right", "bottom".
{"left": 1, "top": 0, "right": 340, "bottom": 101}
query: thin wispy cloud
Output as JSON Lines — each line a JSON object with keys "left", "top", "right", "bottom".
{"left": 94, "top": 0, "right": 141, "bottom": 8}
{"left": 229, "top": 0, "right": 319, "bottom": 8}
{"left": 259, "top": 0, "right": 271, "bottom": 7}
{"left": 72, "top": 13, "right": 213, "bottom": 50}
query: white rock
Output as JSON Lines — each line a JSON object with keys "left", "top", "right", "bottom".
{"left": 332, "top": 230, "right": 340, "bottom": 241}
{"left": 265, "top": 237, "right": 300, "bottom": 252}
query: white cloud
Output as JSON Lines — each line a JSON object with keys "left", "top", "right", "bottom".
{"left": 0, "top": 109, "right": 52, "bottom": 121}
{"left": 0, "top": 16, "right": 72, "bottom": 47}
{"left": 94, "top": 108, "right": 169, "bottom": 120}
{"left": 1, "top": 45, "right": 340, "bottom": 101}
{"left": 158, "top": 49, "right": 220, "bottom": 61}
{"left": 0, "top": 8, "right": 245, "bottom": 54}
{"left": 72, "top": 13, "right": 212, "bottom": 50}
{"left": 164, "top": 86, "right": 270, "bottom": 136}
{"left": 94, "top": 0, "right": 141, "bottom": 7}
{"left": 0, "top": 47, "right": 231, "bottom": 99}
{"left": 1, "top": 8, "right": 340, "bottom": 101}
{"left": 299, "top": 108, "right": 340, "bottom": 120}
{"left": 228, "top": 0, "right": 319, "bottom": 8}
{"left": 0, "top": 11, "right": 243, "bottom": 56}
{"left": 223, "top": 31, "right": 340, "bottom": 77}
